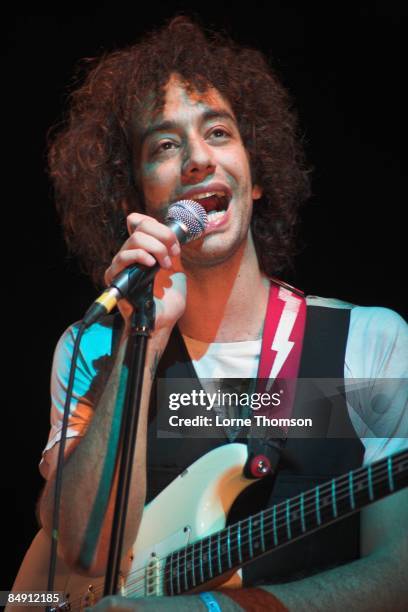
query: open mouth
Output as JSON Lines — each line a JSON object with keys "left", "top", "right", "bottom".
{"left": 192, "top": 191, "right": 231, "bottom": 221}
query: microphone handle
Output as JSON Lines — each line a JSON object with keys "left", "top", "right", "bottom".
{"left": 82, "top": 220, "right": 187, "bottom": 328}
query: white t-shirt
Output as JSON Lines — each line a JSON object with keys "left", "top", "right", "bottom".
{"left": 40, "top": 296, "right": 408, "bottom": 477}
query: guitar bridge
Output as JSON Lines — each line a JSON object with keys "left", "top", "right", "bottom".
{"left": 145, "top": 553, "right": 161, "bottom": 597}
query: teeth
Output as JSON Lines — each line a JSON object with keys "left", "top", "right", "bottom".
{"left": 207, "top": 210, "right": 226, "bottom": 221}
{"left": 194, "top": 191, "right": 226, "bottom": 200}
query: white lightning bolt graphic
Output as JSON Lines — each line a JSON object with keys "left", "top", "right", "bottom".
{"left": 269, "top": 287, "right": 301, "bottom": 381}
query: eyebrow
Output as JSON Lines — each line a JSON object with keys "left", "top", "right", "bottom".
{"left": 141, "top": 109, "right": 237, "bottom": 143}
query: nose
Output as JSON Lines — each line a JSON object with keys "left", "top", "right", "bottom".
{"left": 181, "top": 137, "right": 215, "bottom": 183}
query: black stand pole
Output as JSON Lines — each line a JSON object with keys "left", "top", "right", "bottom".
{"left": 103, "top": 282, "right": 155, "bottom": 596}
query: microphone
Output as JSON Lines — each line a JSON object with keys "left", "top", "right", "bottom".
{"left": 82, "top": 200, "right": 208, "bottom": 328}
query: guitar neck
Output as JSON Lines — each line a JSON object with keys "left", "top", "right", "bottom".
{"left": 166, "top": 449, "right": 408, "bottom": 595}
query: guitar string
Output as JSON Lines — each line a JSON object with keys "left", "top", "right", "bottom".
{"left": 65, "top": 458, "right": 406, "bottom": 610}
{"left": 124, "top": 463, "right": 405, "bottom": 598}
{"left": 65, "top": 462, "right": 406, "bottom": 611}
{"left": 63, "top": 458, "right": 405, "bottom": 609}
{"left": 65, "top": 465, "right": 402, "bottom": 612}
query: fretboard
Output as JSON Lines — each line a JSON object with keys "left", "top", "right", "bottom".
{"left": 166, "top": 449, "right": 407, "bottom": 595}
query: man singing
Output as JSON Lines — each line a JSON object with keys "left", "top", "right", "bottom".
{"left": 24, "top": 16, "right": 408, "bottom": 611}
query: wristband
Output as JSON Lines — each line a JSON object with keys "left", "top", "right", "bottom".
{"left": 217, "top": 587, "right": 288, "bottom": 611}
{"left": 199, "top": 591, "right": 222, "bottom": 611}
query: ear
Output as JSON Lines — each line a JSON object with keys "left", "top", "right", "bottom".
{"left": 252, "top": 184, "right": 263, "bottom": 201}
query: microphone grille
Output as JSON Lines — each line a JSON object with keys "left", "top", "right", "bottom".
{"left": 166, "top": 200, "right": 208, "bottom": 239}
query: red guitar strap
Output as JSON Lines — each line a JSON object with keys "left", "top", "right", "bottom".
{"left": 256, "top": 279, "right": 306, "bottom": 422}
{"left": 247, "top": 279, "right": 306, "bottom": 477}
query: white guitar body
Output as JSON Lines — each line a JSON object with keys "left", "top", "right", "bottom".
{"left": 9, "top": 444, "right": 251, "bottom": 611}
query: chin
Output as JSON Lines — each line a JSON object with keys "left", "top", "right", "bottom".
{"left": 181, "top": 234, "right": 247, "bottom": 270}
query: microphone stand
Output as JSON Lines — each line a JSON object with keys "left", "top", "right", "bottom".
{"left": 103, "top": 281, "right": 155, "bottom": 597}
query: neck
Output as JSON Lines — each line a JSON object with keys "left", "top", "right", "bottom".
{"left": 179, "top": 235, "right": 270, "bottom": 343}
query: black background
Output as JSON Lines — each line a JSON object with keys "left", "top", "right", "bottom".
{"left": 4, "top": 4, "right": 407, "bottom": 590}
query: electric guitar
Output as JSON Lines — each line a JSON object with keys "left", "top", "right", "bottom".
{"left": 9, "top": 444, "right": 408, "bottom": 611}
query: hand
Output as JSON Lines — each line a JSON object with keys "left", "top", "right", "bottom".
{"left": 104, "top": 213, "right": 187, "bottom": 336}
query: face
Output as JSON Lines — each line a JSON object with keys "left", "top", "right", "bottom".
{"left": 137, "top": 74, "right": 262, "bottom": 268}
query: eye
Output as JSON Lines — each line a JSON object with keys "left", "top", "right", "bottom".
{"left": 154, "top": 140, "right": 178, "bottom": 154}
{"left": 210, "top": 128, "right": 229, "bottom": 138}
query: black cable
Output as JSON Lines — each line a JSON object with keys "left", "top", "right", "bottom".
{"left": 46, "top": 321, "right": 87, "bottom": 608}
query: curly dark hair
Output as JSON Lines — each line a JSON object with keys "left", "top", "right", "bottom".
{"left": 48, "top": 16, "right": 311, "bottom": 287}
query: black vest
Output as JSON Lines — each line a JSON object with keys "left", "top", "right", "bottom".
{"left": 114, "top": 304, "right": 364, "bottom": 585}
